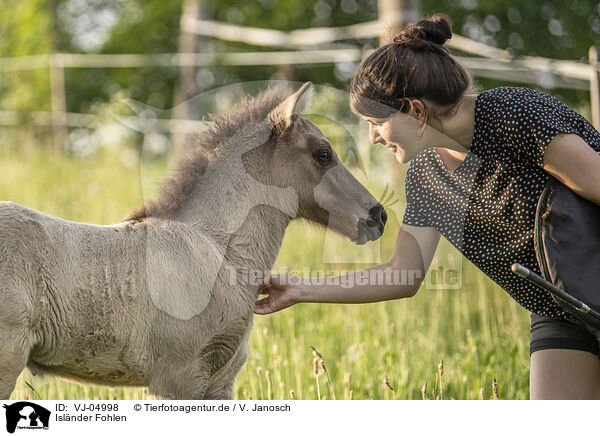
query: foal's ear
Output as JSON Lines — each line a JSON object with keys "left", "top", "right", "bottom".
{"left": 269, "top": 82, "right": 314, "bottom": 133}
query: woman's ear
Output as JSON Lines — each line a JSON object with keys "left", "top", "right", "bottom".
{"left": 409, "top": 99, "right": 428, "bottom": 123}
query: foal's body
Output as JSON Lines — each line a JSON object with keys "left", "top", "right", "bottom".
{"left": 2, "top": 202, "right": 270, "bottom": 399}
{"left": 0, "top": 83, "right": 385, "bottom": 399}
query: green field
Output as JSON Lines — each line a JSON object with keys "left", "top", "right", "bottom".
{"left": 1, "top": 145, "right": 531, "bottom": 400}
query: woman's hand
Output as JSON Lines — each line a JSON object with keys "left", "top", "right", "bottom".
{"left": 254, "top": 275, "right": 301, "bottom": 315}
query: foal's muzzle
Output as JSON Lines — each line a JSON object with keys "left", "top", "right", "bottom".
{"left": 357, "top": 203, "right": 387, "bottom": 243}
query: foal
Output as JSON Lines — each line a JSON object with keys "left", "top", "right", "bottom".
{"left": 0, "top": 82, "right": 386, "bottom": 399}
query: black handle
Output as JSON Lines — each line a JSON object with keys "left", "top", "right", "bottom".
{"left": 511, "top": 263, "right": 600, "bottom": 321}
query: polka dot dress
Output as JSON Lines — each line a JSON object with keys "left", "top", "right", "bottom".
{"left": 402, "top": 86, "right": 600, "bottom": 320}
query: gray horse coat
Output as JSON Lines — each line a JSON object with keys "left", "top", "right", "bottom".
{"left": 0, "top": 83, "right": 385, "bottom": 399}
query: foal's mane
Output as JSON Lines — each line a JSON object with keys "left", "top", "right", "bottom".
{"left": 124, "top": 87, "right": 290, "bottom": 222}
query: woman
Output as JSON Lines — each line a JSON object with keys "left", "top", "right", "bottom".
{"left": 254, "top": 14, "right": 600, "bottom": 399}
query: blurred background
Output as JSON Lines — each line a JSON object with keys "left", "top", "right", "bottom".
{"left": 1, "top": 0, "right": 600, "bottom": 400}
{"left": 2, "top": 0, "right": 599, "bottom": 158}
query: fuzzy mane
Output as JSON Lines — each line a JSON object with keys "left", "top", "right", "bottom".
{"left": 124, "top": 87, "right": 292, "bottom": 222}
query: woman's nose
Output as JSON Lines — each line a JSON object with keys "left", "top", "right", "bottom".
{"left": 369, "top": 125, "right": 382, "bottom": 145}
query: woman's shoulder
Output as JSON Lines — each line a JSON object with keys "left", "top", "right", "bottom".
{"left": 477, "top": 86, "right": 557, "bottom": 106}
{"left": 476, "top": 86, "right": 571, "bottom": 115}
{"left": 474, "top": 86, "right": 575, "bottom": 130}
{"left": 473, "top": 86, "right": 597, "bottom": 163}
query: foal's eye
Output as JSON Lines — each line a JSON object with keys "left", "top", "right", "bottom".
{"left": 314, "top": 148, "right": 332, "bottom": 166}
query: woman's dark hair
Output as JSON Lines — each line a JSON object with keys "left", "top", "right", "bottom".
{"left": 349, "top": 14, "right": 473, "bottom": 128}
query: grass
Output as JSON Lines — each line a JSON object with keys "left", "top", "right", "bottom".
{"left": 1, "top": 144, "right": 531, "bottom": 400}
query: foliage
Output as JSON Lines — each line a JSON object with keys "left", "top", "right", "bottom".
{"left": 0, "top": 0, "right": 53, "bottom": 111}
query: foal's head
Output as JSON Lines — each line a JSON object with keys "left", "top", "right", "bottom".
{"left": 250, "top": 82, "right": 386, "bottom": 244}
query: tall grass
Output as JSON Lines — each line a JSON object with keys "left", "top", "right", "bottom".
{"left": 1, "top": 145, "right": 531, "bottom": 400}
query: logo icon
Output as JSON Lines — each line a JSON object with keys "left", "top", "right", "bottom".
{"left": 3, "top": 402, "right": 51, "bottom": 433}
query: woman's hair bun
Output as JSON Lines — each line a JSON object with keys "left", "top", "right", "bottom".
{"left": 393, "top": 13, "right": 452, "bottom": 49}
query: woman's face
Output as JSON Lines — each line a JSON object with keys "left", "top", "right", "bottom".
{"left": 362, "top": 111, "right": 428, "bottom": 164}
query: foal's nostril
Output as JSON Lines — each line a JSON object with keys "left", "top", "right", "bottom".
{"left": 367, "top": 204, "right": 386, "bottom": 230}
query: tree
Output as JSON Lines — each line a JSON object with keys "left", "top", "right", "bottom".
{"left": 0, "top": 0, "right": 54, "bottom": 112}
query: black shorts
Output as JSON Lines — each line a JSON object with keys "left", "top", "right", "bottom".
{"left": 530, "top": 312, "right": 600, "bottom": 357}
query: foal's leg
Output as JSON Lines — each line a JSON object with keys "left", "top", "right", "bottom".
{"left": 0, "top": 325, "right": 30, "bottom": 399}
{"left": 149, "top": 358, "right": 211, "bottom": 400}
{"left": 203, "top": 379, "right": 235, "bottom": 400}
{"left": 203, "top": 336, "right": 250, "bottom": 400}
{"left": 149, "top": 323, "right": 248, "bottom": 400}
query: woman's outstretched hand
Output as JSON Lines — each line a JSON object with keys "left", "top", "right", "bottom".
{"left": 254, "top": 275, "right": 301, "bottom": 315}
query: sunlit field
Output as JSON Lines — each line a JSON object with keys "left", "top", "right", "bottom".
{"left": 1, "top": 144, "right": 531, "bottom": 400}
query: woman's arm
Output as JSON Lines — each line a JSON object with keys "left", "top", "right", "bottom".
{"left": 254, "top": 224, "right": 441, "bottom": 314}
{"left": 542, "top": 133, "right": 600, "bottom": 206}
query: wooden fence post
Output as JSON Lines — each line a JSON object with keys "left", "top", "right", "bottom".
{"left": 49, "top": 53, "right": 67, "bottom": 151}
{"left": 173, "top": 0, "right": 208, "bottom": 158}
{"left": 589, "top": 46, "right": 600, "bottom": 130}
{"left": 377, "top": 0, "right": 420, "bottom": 187}
{"left": 377, "top": 0, "right": 420, "bottom": 43}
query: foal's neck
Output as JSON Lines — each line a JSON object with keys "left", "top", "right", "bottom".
{"left": 174, "top": 152, "right": 296, "bottom": 272}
